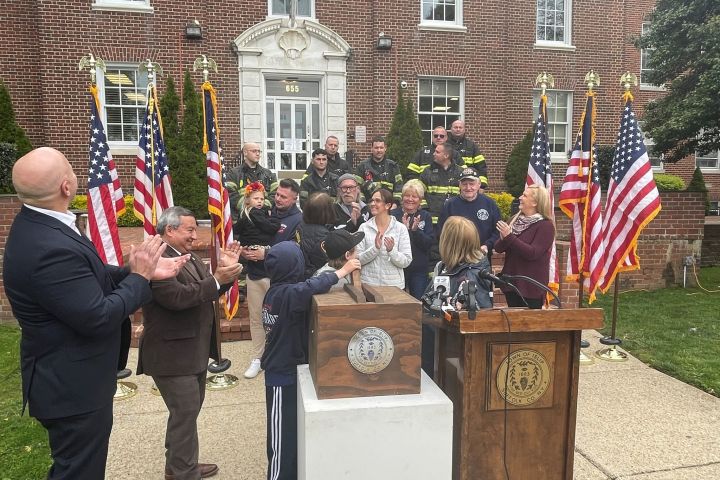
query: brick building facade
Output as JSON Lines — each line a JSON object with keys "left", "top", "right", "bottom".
{"left": 2, "top": 0, "right": 718, "bottom": 206}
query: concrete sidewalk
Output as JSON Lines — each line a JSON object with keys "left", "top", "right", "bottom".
{"left": 107, "top": 330, "right": 720, "bottom": 480}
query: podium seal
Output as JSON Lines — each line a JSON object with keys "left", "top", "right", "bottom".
{"left": 496, "top": 349, "right": 551, "bottom": 406}
{"left": 347, "top": 327, "right": 394, "bottom": 374}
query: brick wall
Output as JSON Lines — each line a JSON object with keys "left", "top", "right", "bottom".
{"left": 701, "top": 223, "right": 720, "bottom": 267}
{"left": 1, "top": 0, "right": 685, "bottom": 196}
{"left": 0, "top": 195, "right": 22, "bottom": 324}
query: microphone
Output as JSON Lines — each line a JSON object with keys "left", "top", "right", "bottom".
{"left": 422, "top": 275, "right": 450, "bottom": 314}
{"left": 478, "top": 269, "right": 509, "bottom": 286}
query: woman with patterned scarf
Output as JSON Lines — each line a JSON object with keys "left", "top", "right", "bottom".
{"left": 494, "top": 185, "right": 555, "bottom": 309}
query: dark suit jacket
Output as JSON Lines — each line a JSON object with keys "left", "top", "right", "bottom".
{"left": 2, "top": 206, "right": 151, "bottom": 419}
{"left": 137, "top": 249, "right": 223, "bottom": 376}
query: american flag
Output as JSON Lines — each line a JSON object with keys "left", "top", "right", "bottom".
{"left": 598, "top": 92, "right": 661, "bottom": 293}
{"left": 203, "top": 81, "right": 240, "bottom": 321}
{"left": 526, "top": 94, "right": 559, "bottom": 297}
{"left": 559, "top": 92, "right": 604, "bottom": 302}
{"left": 133, "top": 86, "right": 173, "bottom": 236}
{"left": 87, "top": 85, "right": 124, "bottom": 266}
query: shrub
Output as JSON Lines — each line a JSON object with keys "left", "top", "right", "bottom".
{"left": 686, "top": 167, "right": 710, "bottom": 214}
{"left": 594, "top": 145, "right": 615, "bottom": 190}
{"left": 505, "top": 127, "right": 533, "bottom": 198}
{"left": 653, "top": 173, "right": 685, "bottom": 191}
{"left": 0, "top": 81, "right": 32, "bottom": 159}
{"left": 70, "top": 195, "right": 142, "bottom": 227}
{"left": 0, "top": 142, "right": 16, "bottom": 193}
{"left": 486, "top": 191, "right": 515, "bottom": 220}
{"left": 386, "top": 85, "right": 423, "bottom": 177}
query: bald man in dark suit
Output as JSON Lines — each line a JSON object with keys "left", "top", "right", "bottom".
{"left": 138, "top": 206, "right": 242, "bottom": 480}
{"left": 3, "top": 147, "right": 187, "bottom": 479}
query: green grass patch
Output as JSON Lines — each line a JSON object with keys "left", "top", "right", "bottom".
{"left": 0, "top": 325, "right": 51, "bottom": 479}
{"left": 590, "top": 266, "right": 720, "bottom": 397}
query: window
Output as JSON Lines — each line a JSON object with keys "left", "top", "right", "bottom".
{"left": 420, "top": 0, "right": 464, "bottom": 29}
{"left": 92, "top": 0, "right": 153, "bottom": 13}
{"left": 533, "top": 91, "right": 572, "bottom": 161}
{"left": 269, "top": 0, "right": 313, "bottom": 17}
{"left": 696, "top": 150, "right": 720, "bottom": 171}
{"left": 97, "top": 66, "right": 149, "bottom": 146}
{"left": 640, "top": 22, "right": 658, "bottom": 87}
{"left": 536, "top": 0, "right": 572, "bottom": 47}
{"left": 643, "top": 128, "right": 664, "bottom": 171}
{"left": 418, "top": 78, "right": 463, "bottom": 146}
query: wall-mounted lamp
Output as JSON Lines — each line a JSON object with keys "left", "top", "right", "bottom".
{"left": 376, "top": 32, "right": 392, "bottom": 51}
{"left": 185, "top": 20, "right": 202, "bottom": 40}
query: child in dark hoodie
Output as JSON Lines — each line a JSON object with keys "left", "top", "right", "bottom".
{"left": 261, "top": 241, "right": 360, "bottom": 480}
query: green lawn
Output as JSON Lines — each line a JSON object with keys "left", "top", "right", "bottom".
{"left": 0, "top": 325, "right": 51, "bottom": 479}
{"left": 590, "top": 266, "right": 720, "bottom": 397}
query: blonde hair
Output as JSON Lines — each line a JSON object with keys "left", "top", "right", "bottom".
{"left": 439, "top": 216, "right": 484, "bottom": 270}
{"left": 511, "top": 185, "right": 556, "bottom": 230}
{"left": 402, "top": 179, "right": 425, "bottom": 199}
{"left": 529, "top": 185, "right": 552, "bottom": 219}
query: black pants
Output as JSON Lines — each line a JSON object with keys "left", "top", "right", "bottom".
{"left": 505, "top": 290, "right": 544, "bottom": 309}
{"left": 38, "top": 402, "right": 113, "bottom": 480}
{"left": 266, "top": 384, "right": 298, "bottom": 480}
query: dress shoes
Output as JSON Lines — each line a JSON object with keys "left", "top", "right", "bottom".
{"left": 165, "top": 463, "right": 219, "bottom": 479}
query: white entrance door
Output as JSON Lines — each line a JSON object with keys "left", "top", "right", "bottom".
{"left": 265, "top": 80, "right": 320, "bottom": 179}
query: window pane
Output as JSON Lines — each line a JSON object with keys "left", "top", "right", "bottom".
{"left": 311, "top": 103, "right": 319, "bottom": 140}
{"left": 267, "top": 152, "right": 276, "bottom": 170}
{"left": 295, "top": 104, "right": 307, "bottom": 139}
{"left": 102, "top": 67, "right": 146, "bottom": 143}
{"left": 418, "top": 78, "right": 464, "bottom": 144}
{"left": 296, "top": 153, "right": 307, "bottom": 170}
{"left": 423, "top": 3, "right": 433, "bottom": 21}
{"left": 266, "top": 102, "right": 275, "bottom": 137}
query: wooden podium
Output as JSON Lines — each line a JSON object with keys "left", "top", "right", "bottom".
{"left": 429, "top": 307, "right": 603, "bottom": 480}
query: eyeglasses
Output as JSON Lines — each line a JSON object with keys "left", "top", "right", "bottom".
{"left": 433, "top": 134, "right": 446, "bottom": 138}
{"left": 339, "top": 185, "right": 357, "bottom": 192}
{"left": 248, "top": 149, "right": 261, "bottom": 153}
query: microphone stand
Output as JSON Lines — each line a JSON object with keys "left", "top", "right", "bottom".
{"left": 500, "top": 274, "right": 562, "bottom": 309}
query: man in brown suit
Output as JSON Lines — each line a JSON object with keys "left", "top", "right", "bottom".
{"left": 138, "top": 206, "right": 242, "bottom": 480}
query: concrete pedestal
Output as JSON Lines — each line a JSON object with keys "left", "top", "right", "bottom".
{"left": 297, "top": 365, "right": 453, "bottom": 480}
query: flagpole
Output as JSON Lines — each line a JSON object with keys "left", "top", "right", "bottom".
{"left": 595, "top": 73, "right": 638, "bottom": 363}
{"left": 577, "top": 71, "right": 601, "bottom": 364}
{"left": 197, "top": 55, "right": 240, "bottom": 390}
{"left": 80, "top": 53, "right": 139, "bottom": 399}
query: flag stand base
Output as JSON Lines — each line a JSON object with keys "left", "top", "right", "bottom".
{"left": 206, "top": 373, "right": 239, "bottom": 390}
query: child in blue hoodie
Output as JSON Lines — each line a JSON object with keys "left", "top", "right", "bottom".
{"left": 261, "top": 241, "right": 360, "bottom": 480}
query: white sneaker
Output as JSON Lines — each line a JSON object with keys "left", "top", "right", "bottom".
{"left": 244, "top": 359, "right": 262, "bottom": 379}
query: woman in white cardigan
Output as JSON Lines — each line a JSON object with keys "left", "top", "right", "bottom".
{"left": 357, "top": 188, "right": 412, "bottom": 288}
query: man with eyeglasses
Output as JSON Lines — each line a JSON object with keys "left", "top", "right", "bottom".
{"left": 333, "top": 173, "right": 370, "bottom": 233}
{"left": 407, "top": 126, "right": 461, "bottom": 180}
{"left": 447, "top": 119, "right": 488, "bottom": 187}
{"left": 225, "top": 142, "right": 278, "bottom": 223}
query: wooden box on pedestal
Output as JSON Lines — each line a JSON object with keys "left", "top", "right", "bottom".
{"left": 308, "top": 284, "right": 421, "bottom": 400}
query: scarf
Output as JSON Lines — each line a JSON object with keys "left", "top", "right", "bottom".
{"left": 510, "top": 213, "right": 544, "bottom": 235}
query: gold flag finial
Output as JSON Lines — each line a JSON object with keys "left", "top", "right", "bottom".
{"left": 620, "top": 72, "right": 638, "bottom": 92}
{"left": 535, "top": 72, "right": 555, "bottom": 96}
{"left": 79, "top": 54, "right": 106, "bottom": 86}
{"left": 193, "top": 55, "right": 218, "bottom": 83}
{"left": 585, "top": 70, "right": 600, "bottom": 92}
{"left": 140, "top": 59, "right": 163, "bottom": 88}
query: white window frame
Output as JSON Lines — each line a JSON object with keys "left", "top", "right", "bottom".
{"left": 534, "top": 0, "right": 574, "bottom": 51}
{"left": 418, "top": 0, "right": 466, "bottom": 33}
{"left": 267, "top": 0, "right": 315, "bottom": 19}
{"left": 533, "top": 90, "right": 572, "bottom": 163}
{"left": 92, "top": 0, "right": 153, "bottom": 13}
{"left": 96, "top": 64, "right": 149, "bottom": 155}
{"left": 696, "top": 150, "right": 720, "bottom": 173}
{"left": 644, "top": 134, "right": 664, "bottom": 172}
{"left": 417, "top": 77, "right": 465, "bottom": 147}
{"left": 640, "top": 21, "right": 664, "bottom": 91}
